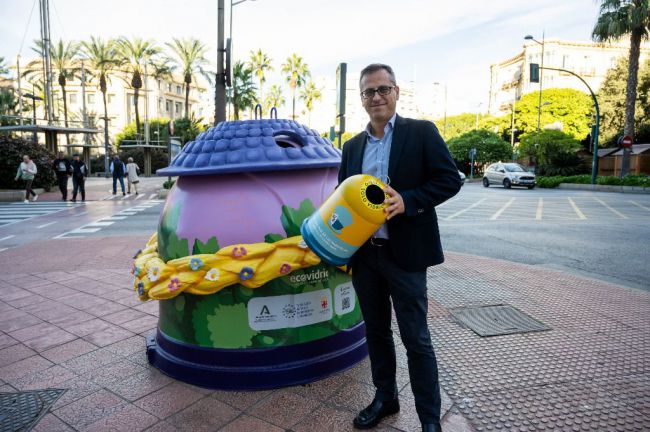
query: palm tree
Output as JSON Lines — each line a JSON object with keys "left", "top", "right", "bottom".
{"left": 49, "top": 40, "right": 79, "bottom": 144}
{"left": 80, "top": 36, "right": 119, "bottom": 174}
{"left": 299, "top": 81, "right": 322, "bottom": 126}
{"left": 117, "top": 37, "right": 160, "bottom": 137}
{"left": 281, "top": 54, "right": 310, "bottom": 120}
{"left": 165, "top": 38, "right": 211, "bottom": 118}
{"left": 0, "top": 57, "right": 8, "bottom": 75}
{"left": 248, "top": 49, "right": 273, "bottom": 108}
{"left": 229, "top": 61, "right": 257, "bottom": 120}
{"left": 264, "top": 84, "right": 285, "bottom": 114}
{"left": 593, "top": 0, "right": 650, "bottom": 139}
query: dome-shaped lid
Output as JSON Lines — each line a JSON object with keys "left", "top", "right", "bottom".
{"left": 156, "top": 119, "right": 341, "bottom": 176}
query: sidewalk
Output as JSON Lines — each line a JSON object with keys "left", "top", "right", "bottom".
{"left": 0, "top": 235, "right": 648, "bottom": 431}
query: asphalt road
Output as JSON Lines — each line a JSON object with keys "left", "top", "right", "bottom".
{"left": 0, "top": 178, "right": 647, "bottom": 292}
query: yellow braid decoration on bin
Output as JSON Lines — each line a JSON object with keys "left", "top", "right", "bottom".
{"left": 132, "top": 233, "right": 323, "bottom": 301}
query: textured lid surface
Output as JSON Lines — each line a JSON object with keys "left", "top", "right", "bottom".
{"left": 157, "top": 119, "right": 341, "bottom": 176}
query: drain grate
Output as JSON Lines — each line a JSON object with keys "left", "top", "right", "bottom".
{"left": 0, "top": 389, "right": 66, "bottom": 432}
{"left": 450, "top": 304, "right": 550, "bottom": 337}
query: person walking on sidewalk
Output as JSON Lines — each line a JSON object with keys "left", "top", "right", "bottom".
{"left": 338, "top": 64, "right": 461, "bottom": 432}
{"left": 125, "top": 157, "right": 141, "bottom": 195}
{"left": 70, "top": 154, "right": 88, "bottom": 202}
{"left": 52, "top": 151, "right": 71, "bottom": 201}
{"left": 15, "top": 155, "right": 38, "bottom": 203}
{"left": 110, "top": 155, "right": 126, "bottom": 196}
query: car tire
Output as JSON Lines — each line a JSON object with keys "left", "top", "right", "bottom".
{"left": 528, "top": 185, "right": 535, "bottom": 189}
{"left": 503, "top": 179, "right": 512, "bottom": 189}
{"left": 482, "top": 178, "right": 490, "bottom": 187}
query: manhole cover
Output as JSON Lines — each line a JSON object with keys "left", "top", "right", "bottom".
{"left": 450, "top": 304, "right": 550, "bottom": 337}
{"left": 0, "top": 389, "right": 65, "bottom": 432}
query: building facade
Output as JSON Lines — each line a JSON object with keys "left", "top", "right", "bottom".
{"left": 488, "top": 39, "right": 650, "bottom": 116}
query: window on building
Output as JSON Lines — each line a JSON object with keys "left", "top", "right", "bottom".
{"left": 167, "top": 83, "right": 172, "bottom": 92}
{"left": 175, "top": 102, "right": 182, "bottom": 116}
{"left": 108, "top": 94, "right": 114, "bottom": 104}
{"left": 157, "top": 80, "right": 162, "bottom": 89}
{"left": 87, "top": 93, "right": 95, "bottom": 104}
{"left": 166, "top": 100, "right": 172, "bottom": 113}
{"left": 69, "top": 93, "right": 77, "bottom": 104}
{"left": 176, "top": 85, "right": 182, "bottom": 95}
{"left": 158, "top": 97, "right": 163, "bottom": 110}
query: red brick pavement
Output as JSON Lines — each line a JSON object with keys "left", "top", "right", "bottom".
{"left": 0, "top": 235, "right": 647, "bottom": 431}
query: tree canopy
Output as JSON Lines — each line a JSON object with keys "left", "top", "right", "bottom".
{"left": 447, "top": 129, "right": 513, "bottom": 173}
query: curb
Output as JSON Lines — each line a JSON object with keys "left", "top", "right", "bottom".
{"left": 557, "top": 183, "right": 650, "bottom": 194}
{"left": 0, "top": 188, "right": 46, "bottom": 202}
{"left": 158, "top": 188, "right": 169, "bottom": 199}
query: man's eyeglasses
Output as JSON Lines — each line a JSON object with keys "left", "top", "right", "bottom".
{"left": 360, "top": 86, "right": 395, "bottom": 99}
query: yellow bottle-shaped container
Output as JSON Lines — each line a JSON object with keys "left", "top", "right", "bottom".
{"left": 301, "top": 174, "right": 388, "bottom": 265}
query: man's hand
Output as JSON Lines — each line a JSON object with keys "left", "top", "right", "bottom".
{"left": 383, "top": 185, "right": 405, "bottom": 220}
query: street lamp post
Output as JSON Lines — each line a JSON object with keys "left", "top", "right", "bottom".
{"left": 525, "top": 32, "right": 545, "bottom": 131}
{"left": 23, "top": 90, "right": 43, "bottom": 143}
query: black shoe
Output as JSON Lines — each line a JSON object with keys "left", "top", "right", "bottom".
{"left": 422, "top": 423, "right": 442, "bottom": 432}
{"left": 353, "top": 398, "right": 399, "bottom": 429}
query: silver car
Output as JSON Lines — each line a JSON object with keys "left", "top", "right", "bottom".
{"left": 482, "top": 163, "right": 536, "bottom": 189}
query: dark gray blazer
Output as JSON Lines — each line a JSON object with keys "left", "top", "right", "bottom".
{"left": 338, "top": 114, "right": 461, "bottom": 271}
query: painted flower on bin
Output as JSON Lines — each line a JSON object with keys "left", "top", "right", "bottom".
{"left": 131, "top": 264, "right": 141, "bottom": 276}
{"left": 189, "top": 257, "right": 204, "bottom": 271}
{"left": 205, "top": 268, "right": 220, "bottom": 282}
{"left": 298, "top": 239, "right": 308, "bottom": 249}
{"left": 137, "top": 282, "right": 145, "bottom": 297}
{"left": 232, "top": 246, "right": 247, "bottom": 258}
{"left": 239, "top": 267, "right": 254, "bottom": 281}
{"left": 148, "top": 267, "right": 161, "bottom": 282}
{"left": 279, "top": 263, "right": 292, "bottom": 274}
{"left": 168, "top": 277, "right": 181, "bottom": 292}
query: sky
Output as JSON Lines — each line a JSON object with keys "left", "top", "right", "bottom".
{"left": 0, "top": 0, "right": 603, "bottom": 129}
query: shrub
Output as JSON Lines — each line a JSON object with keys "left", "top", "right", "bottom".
{"left": 163, "top": 179, "right": 176, "bottom": 189}
{"left": 537, "top": 174, "right": 649, "bottom": 188}
{"left": 0, "top": 137, "right": 57, "bottom": 190}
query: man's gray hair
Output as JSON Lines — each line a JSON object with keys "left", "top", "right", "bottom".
{"left": 359, "top": 63, "right": 397, "bottom": 88}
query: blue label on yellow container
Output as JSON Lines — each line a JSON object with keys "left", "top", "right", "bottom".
{"left": 301, "top": 215, "right": 356, "bottom": 266}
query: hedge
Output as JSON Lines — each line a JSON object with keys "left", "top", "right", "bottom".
{"left": 537, "top": 174, "right": 650, "bottom": 188}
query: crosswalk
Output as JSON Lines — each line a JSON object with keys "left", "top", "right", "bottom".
{"left": 437, "top": 196, "right": 650, "bottom": 221}
{"left": 0, "top": 201, "right": 84, "bottom": 228}
{"left": 55, "top": 200, "right": 164, "bottom": 238}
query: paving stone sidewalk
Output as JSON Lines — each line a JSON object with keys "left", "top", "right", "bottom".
{"left": 0, "top": 236, "right": 648, "bottom": 431}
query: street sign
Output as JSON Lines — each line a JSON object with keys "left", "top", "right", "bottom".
{"left": 621, "top": 135, "right": 633, "bottom": 149}
{"left": 530, "top": 63, "right": 539, "bottom": 83}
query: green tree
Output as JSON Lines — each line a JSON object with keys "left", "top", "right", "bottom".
{"left": 117, "top": 37, "right": 160, "bottom": 137}
{"left": 0, "top": 90, "right": 20, "bottom": 127}
{"left": 519, "top": 129, "right": 581, "bottom": 167}
{"left": 0, "top": 57, "right": 9, "bottom": 75}
{"left": 434, "top": 113, "right": 476, "bottom": 141}
{"left": 447, "top": 129, "right": 512, "bottom": 173}
{"left": 281, "top": 54, "right": 310, "bottom": 120}
{"left": 248, "top": 49, "right": 273, "bottom": 108}
{"left": 299, "top": 81, "right": 321, "bottom": 126}
{"left": 264, "top": 84, "right": 285, "bottom": 114}
{"left": 81, "top": 36, "right": 120, "bottom": 173}
{"left": 593, "top": 0, "right": 650, "bottom": 138}
{"left": 228, "top": 61, "right": 257, "bottom": 120}
{"left": 165, "top": 38, "right": 211, "bottom": 118}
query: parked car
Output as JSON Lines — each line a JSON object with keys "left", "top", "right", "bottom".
{"left": 482, "top": 163, "right": 536, "bottom": 189}
{"left": 458, "top": 170, "right": 466, "bottom": 186}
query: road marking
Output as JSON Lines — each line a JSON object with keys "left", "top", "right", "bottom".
{"left": 102, "top": 216, "right": 127, "bottom": 221}
{"left": 0, "top": 248, "right": 8, "bottom": 253}
{"left": 630, "top": 200, "right": 650, "bottom": 211}
{"left": 99, "top": 194, "right": 114, "bottom": 201}
{"left": 568, "top": 197, "right": 587, "bottom": 219}
{"left": 535, "top": 198, "right": 543, "bottom": 220}
{"left": 445, "top": 198, "right": 487, "bottom": 220}
{"left": 0, "top": 235, "right": 15, "bottom": 242}
{"left": 37, "top": 221, "right": 57, "bottom": 229}
{"left": 594, "top": 197, "right": 628, "bottom": 219}
{"left": 70, "top": 227, "right": 102, "bottom": 234}
{"left": 86, "top": 221, "right": 115, "bottom": 227}
{"left": 135, "top": 194, "right": 145, "bottom": 200}
{"left": 149, "top": 193, "right": 157, "bottom": 200}
{"left": 121, "top": 194, "right": 131, "bottom": 200}
{"left": 75, "top": 211, "right": 89, "bottom": 216}
{"left": 118, "top": 212, "right": 137, "bottom": 216}
{"left": 490, "top": 198, "right": 516, "bottom": 220}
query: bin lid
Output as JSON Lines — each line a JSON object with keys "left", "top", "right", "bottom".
{"left": 157, "top": 119, "right": 341, "bottom": 176}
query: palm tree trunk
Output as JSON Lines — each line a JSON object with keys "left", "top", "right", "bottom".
{"left": 101, "top": 78, "right": 110, "bottom": 177}
{"left": 134, "top": 88, "right": 142, "bottom": 137}
{"left": 624, "top": 28, "right": 642, "bottom": 136}
{"left": 234, "top": 87, "right": 239, "bottom": 120}
{"left": 292, "top": 88, "right": 296, "bottom": 120}
{"left": 185, "top": 84, "right": 190, "bottom": 118}
{"left": 62, "top": 85, "right": 70, "bottom": 145}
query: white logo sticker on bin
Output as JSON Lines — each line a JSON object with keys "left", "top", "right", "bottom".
{"left": 248, "top": 289, "right": 333, "bottom": 331}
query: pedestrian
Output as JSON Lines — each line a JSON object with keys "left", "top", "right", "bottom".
{"left": 15, "top": 155, "right": 38, "bottom": 203}
{"left": 52, "top": 151, "right": 71, "bottom": 201}
{"left": 70, "top": 154, "right": 87, "bottom": 202}
{"left": 125, "top": 157, "right": 141, "bottom": 195}
{"left": 110, "top": 155, "right": 126, "bottom": 196}
{"left": 338, "top": 64, "right": 461, "bottom": 432}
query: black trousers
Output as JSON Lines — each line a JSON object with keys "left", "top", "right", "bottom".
{"left": 24, "top": 179, "right": 36, "bottom": 199}
{"left": 352, "top": 241, "right": 441, "bottom": 424}
{"left": 56, "top": 173, "right": 68, "bottom": 199}
{"left": 72, "top": 176, "right": 85, "bottom": 201}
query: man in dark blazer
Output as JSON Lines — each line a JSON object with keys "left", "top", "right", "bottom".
{"left": 339, "top": 64, "right": 461, "bottom": 432}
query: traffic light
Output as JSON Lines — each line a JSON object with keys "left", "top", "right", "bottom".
{"left": 530, "top": 63, "right": 539, "bottom": 83}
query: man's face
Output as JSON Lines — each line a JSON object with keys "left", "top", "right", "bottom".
{"left": 360, "top": 69, "right": 399, "bottom": 124}
{"left": 23, "top": 156, "right": 29, "bottom": 163}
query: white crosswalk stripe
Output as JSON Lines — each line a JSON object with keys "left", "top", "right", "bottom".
{"left": 0, "top": 202, "right": 84, "bottom": 228}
